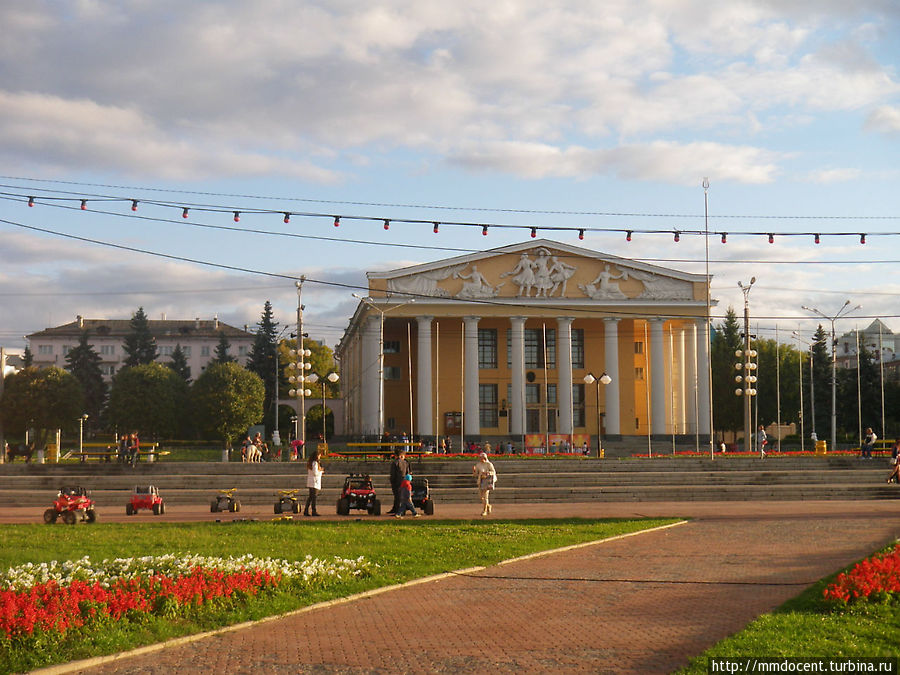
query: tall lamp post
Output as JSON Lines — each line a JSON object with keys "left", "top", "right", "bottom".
{"left": 583, "top": 372, "right": 611, "bottom": 457}
{"left": 792, "top": 331, "right": 816, "bottom": 451}
{"left": 801, "top": 301, "right": 860, "bottom": 452}
{"left": 737, "top": 278, "right": 757, "bottom": 453}
{"left": 352, "top": 293, "right": 415, "bottom": 438}
{"left": 78, "top": 414, "right": 89, "bottom": 457}
{"left": 307, "top": 372, "right": 340, "bottom": 442}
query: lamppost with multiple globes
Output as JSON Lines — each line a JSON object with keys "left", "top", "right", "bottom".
{"left": 287, "top": 347, "right": 313, "bottom": 458}
{"left": 78, "top": 414, "right": 89, "bottom": 457}
{"left": 307, "top": 372, "right": 340, "bottom": 443}
{"left": 583, "top": 372, "right": 611, "bottom": 457}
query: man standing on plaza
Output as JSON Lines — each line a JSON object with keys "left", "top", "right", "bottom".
{"left": 757, "top": 425, "right": 768, "bottom": 459}
{"left": 388, "top": 449, "right": 410, "bottom": 515}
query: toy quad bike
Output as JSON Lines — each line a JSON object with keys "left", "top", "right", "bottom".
{"left": 126, "top": 485, "right": 165, "bottom": 515}
{"left": 44, "top": 486, "right": 97, "bottom": 525}
{"left": 411, "top": 477, "right": 435, "bottom": 515}
{"left": 337, "top": 474, "right": 381, "bottom": 516}
{"left": 210, "top": 488, "right": 241, "bottom": 513}
{"left": 274, "top": 489, "right": 302, "bottom": 514}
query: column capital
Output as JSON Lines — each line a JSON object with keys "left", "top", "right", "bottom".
{"left": 510, "top": 316, "right": 527, "bottom": 327}
{"left": 416, "top": 315, "right": 434, "bottom": 326}
{"left": 603, "top": 316, "right": 621, "bottom": 325}
{"left": 462, "top": 315, "right": 481, "bottom": 324}
{"left": 556, "top": 316, "right": 575, "bottom": 327}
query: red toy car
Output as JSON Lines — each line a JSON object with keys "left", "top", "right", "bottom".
{"left": 126, "top": 485, "right": 165, "bottom": 515}
{"left": 44, "top": 486, "right": 97, "bottom": 524}
{"left": 337, "top": 474, "right": 381, "bottom": 516}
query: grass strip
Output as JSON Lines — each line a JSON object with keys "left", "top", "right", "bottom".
{"left": 1, "top": 517, "right": 674, "bottom": 673}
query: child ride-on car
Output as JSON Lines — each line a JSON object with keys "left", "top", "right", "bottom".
{"left": 210, "top": 488, "right": 241, "bottom": 513}
{"left": 337, "top": 474, "right": 381, "bottom": 516}
{"left": 44, "top": 486, "right": 97, "bottom": 525}
{"left": 274, "top": 489, "right": 302, "bottom": 514}
{"left": 127, "top": 485, "right": 165, "bottom": 515}
{"left": 411, "top": 477, "right": 435, "bottom": 515}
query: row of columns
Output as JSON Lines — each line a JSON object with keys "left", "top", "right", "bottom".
{"left": 358, "top": 315, "right": 712, "bottom": 438}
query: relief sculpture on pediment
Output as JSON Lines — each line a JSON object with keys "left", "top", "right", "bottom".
{"left": 629, "top": 269, "right": 694, "bottom": 299}
{"left": 386, "top": 264, "right": 466, "bottom": 297}
{"left": 500, "top": 247, "right": 576, "bottom": 297}
{"left": 453, "top": 264, "right": 504, "bottom": 298}
{"left": 579, "top": 264, "right": 629, "bottom": 300}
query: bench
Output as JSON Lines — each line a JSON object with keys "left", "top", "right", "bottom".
{"left": 61, "top": 444, "right": 169, "bottom": 464}
{"left": 331, "top": 442, "right": 427, "bottom": 461}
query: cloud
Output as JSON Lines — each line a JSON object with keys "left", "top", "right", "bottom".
{"left": 450, "top": 140, "right": 781, "bottom": 184}
{"left": 802, "top": 168, "right": 862, "bottom": 183}
{"left": 865, "top": 105, "right": 900, "bottom": 135}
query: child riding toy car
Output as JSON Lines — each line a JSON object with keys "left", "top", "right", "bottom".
{"left": 126, "top": 485, "right": 165, "bottom": 515}
{"left": 337, "top": 474, "right": 381, "bottom": 516}
{"left": 44, "top": 486, "right": 97, "bottom": 524}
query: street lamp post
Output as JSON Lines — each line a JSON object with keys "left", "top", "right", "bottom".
{"left": 352, "top": 293, "right": 415, "bottom": 438}
{"left": 583, "top": 372, "right": 611, "bottom": 457}
{"left": 78, "top": 414, "right": 89, "bottom": 458}
{"left": 737, "top": 278, "right": 757, "bottom": 453}
{"left": 802, "top": 301, "right": 860, "bottom": 452}
{"left": 792, "top": 332, "right": 817, "bottom": 451}
{"left": 307, "top": 372, "right": 340, "bottom": 443}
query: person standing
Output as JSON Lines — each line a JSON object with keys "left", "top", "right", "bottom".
{"left": 388, "top": 449, "right": 410, "bottom": 515}
{"left": 756, "top": 425, "right": 767, "bottom": 459}
{"left": 861, "top": 427, "right": 877, "bottom": 459}
{"left": 305, "top": 450, "right": 324, "bottom": 516}
{"left": 887, "top": 439, "right": 900, "bottom": 484}
{"left": 472, "top": 452, "right": 497, "bottom": 516}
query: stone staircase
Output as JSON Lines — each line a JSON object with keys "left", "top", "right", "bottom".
{"left": 1, "top": 455, "right": 898, "bottom": 508}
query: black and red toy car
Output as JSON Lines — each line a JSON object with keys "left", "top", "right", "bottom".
{"left": 411, "top": 477, "right": 435, "bottom": 515}
{"left": 126, "top": 485, "right": 165, "bottom": 515}
{"left": 44, "top": 486, "right": 97, "bottom": 525}
{"left": 336, "top": 474, "right": 381, "bottom": 516}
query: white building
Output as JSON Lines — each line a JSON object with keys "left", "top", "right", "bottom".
{"left": 27, "top": 316, "right": 254, "bottom": 380}
{"left": 835, "top": 319, "right": 898, "bottom": 368}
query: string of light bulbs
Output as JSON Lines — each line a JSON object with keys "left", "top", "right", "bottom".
{"left": 5, "top": 188, "right": 900, "bottom": 246}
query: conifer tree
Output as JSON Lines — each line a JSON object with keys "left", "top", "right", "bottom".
{"left": 213, "top": 332, "right": 236, "bottom": 363}
{"left": 64, "top": 330, "right": 107, "bottom": 427}
{"left": 246, "top": 301, "right": 281, "bottom": 434}
{"left": 23, "top": 346, "right": 34, "bottom": 367}
{"left": 168, "top": 343, "right": 192, "bottom": 382}
{"left": 123, "top": 307, "right": 158, "bottom": 367}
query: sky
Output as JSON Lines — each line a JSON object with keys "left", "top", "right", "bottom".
{"left": 1, "top": 0, "right": 899, "bottom": 354}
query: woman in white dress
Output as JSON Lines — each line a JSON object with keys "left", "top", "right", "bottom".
{"left": 472, "top": 452, "right": 497, "bottom": 516}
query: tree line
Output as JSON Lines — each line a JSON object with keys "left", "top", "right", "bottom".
{"left": 0, "top": 303, "right": 339, "bottom": 451}
{"left": 711, "top": 308, "right": 900, "bottom": 447}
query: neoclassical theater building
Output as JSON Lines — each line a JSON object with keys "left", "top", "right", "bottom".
{"left": 336, "top": 240, "right": 714, "bottom": 449}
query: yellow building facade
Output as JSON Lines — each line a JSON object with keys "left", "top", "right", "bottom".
{"left": 336, "top": 240, "right": 714, "bottom": 448}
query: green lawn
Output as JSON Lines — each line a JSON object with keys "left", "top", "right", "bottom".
{"left": 0, "top": 518, "right": 675, "bottom": 673}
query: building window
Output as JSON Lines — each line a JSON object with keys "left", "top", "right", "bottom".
{"left": 635, "top": 367, "right": 644, "bottom": 380}
{"left": 386, "top": 417, "right": 396, "bottom": 430}
{"left": 478, "top": 329, "right": 497, "bottom": 369}
{"left": 38, "top": 345, "right": 53, "bottom": 355}
{"left": 182, "top": 346, "right": 192, "bottom": 357}
{"left": 524, "top": 328, "right": 556, "bottom": 369}
{"left": 101, "top": 365, "right": 116, "bottom": 377}
{"left": 526, "top": 383, "right": 541, "bottom": 404}
{"left": 384, "top": 366, "right": 402, "bottom": 380}
{"left": 62, "top": 345, "right": 72, "bottom": 355}
{"left": 572, "top": 329, "right": 585, "bottom": 369}
{"left": 573, "top": 383, "right": 585, "bottom": 427}
{"left": 479, "top": 384, "right": 498, "bottom": 428}
{"left": 201, "top": 346, "right": 211, "bottom": 357}
{"left": 160, "top": 346, "right": 174, "bottom": 356}
{"left": 100, "top": 345, "right": 115, "bottom": 355}
{"left": 547, "top": 384, "right": 557, "bottom": 404}
{"left": 238, "top": 346, "right": 248, "bottom": 356}
{"left": 384, "top": 341, "right": 401, "bottom": 354}
{"left": 635, "top": 341, "right": 644, "bottom": 354}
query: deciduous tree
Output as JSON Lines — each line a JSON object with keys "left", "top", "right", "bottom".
{"left": 190, "top": 362, "right": 264, "bottom": 450}
{"left": 0, "top": 367, "right": 84, "bottom": 449}
{"left": 107, "top": 363, "right": 187, "bottom": 439}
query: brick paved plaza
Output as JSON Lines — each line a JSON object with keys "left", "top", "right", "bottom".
{"left": 25, "top": 500, "right": 899, "bottom": 675}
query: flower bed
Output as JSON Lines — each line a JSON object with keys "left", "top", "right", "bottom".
{"left": 0, "top": 553, "right": 374, "bottom": 642}
{"left": 823, "top": 543, "right": 900, "bottom": 604}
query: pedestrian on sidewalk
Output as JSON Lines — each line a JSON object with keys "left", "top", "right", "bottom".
{"left": 473, "top": 452, "right": 497, "bottom": 516}
{"left": 388, "top": 449, "right": 409, "bottom": 514}
{"left": 756, "top": 425, "right": 767, "bottom": 459}
{"left": 395, "top": 473, "right": 418, "bottom": 518}
{"left": 304, "top": 450, "right": 324, "bottom": 516}
{"left": 886, "top": 439, "right": 900, "bottom": 484}
{"left": 861, "top": 428, "right": 877, "bottom": 459}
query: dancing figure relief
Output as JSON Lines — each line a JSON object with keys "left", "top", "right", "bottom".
{"left": 579, "top": 264, "right": 629, "bottom": 299}
{"left": 453, "top": 264, "right": 504, "bottom": 298}
{"left": 500, "top": 248, "right": 576, "bottom": 298}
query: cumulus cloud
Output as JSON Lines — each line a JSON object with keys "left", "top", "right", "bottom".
{"left": 865, "top": 105, "right": 900, "bottom": 135}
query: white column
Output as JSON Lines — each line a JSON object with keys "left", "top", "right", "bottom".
{"left": 510, "top": 316, "right": 526, "bottom": 436}
{"left": 650, "top": 318, "right": 667, "bottom": 436}
{"left": 603, "top": 318, "right": 620, "bottom": 436}
{"left": 556, "top": 317, "right": 574, "bottom": 435}
{"left": 696, "top": 319, "right": 712, "bottom": 438}
{"left": 416, "top": 316, "right": 434, "bottom": 437}
{"left": 677, "top": 325, "right": 687, "bottom": 433}
{"left": 463, "top": 316, "right": 481, "bottom": 436}
{"left": 361, "top": 316, "right": 381, "bottom": 436}
{"left": 684, "top": 323, "right": 698, "bottom": 435}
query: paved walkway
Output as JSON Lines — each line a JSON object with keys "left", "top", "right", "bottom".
{"left": 37, "top": 501, "right": 900, "bottom": 674}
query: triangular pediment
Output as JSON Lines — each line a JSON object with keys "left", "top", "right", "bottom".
{"left": 368, "top": 240, "right": 707, "bottom": 302}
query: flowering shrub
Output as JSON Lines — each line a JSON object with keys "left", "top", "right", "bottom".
{"left": 823, "top": 543, "right": 900, "bottom": 604}
{"left": 0, "top": 554, "right": 373, "bottom": 642}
